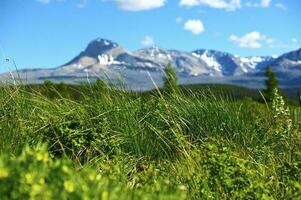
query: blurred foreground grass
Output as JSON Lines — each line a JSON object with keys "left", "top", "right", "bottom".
{"left": 0, "top": 82, "right": 300, "bottom": 199}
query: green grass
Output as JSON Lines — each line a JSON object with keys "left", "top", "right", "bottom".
{"left": 0, "top": 82, "right": 301, "bottom": 199}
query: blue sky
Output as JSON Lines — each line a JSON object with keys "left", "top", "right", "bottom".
{"left": 0, "top": 0, "right": 300, "bottom": 72}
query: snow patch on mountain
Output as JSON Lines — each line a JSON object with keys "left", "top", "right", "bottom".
{"left": 200, "top": 50, "right": 221, "bottom": 72}
{"left": 240, "top": 57, "right": 264, "bottom": 69}
{"left": 144, "top": 62, "right": 155, "bottom": 68}
{"left": 98, "top": 54, "right": 124, "bottom": 65}
{"left": 287, "top": 60, "right": 301, "bottom": 65}
{"left": 192, "top": 52, "right": 200, "bottom": 58}
{"left": 104, "top": 40, "right": 110, "bottom": 46}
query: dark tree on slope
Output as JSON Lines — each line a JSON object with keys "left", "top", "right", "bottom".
{"left": 163, "top": 63, "right": 179, "bottom": 94}
{"left": 263, "top": 66, "right": 279, "bottom": 102}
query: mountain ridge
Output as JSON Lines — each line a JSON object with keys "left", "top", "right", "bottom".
{"left": 1, "top": 38, "right": 301, "bottom": 90}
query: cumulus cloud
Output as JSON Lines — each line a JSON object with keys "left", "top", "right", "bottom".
{"left": 230, "top": 34, "right": 298, "bottom": 49}
{"left": 113, "top": 0, "right": 166, "bottom": 11}
{"left": 229, "top": 32, "right": 262, "bottom": 48}
{"left": 179, "top": 0, "right": 241, "bottom": 11}
{"left": 229, "top": 31, "right": 274, "bottom": 48}
{"left": 141, "top": 36, "right": 155, "bottom": 46}
{"left": 184, "top": 19, "right": 205, "bottom": 35}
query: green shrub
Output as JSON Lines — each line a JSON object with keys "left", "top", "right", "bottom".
{"left": 176, "top": 139, "right": 272, "bottom": 199}
{"left": 0, "top": 144, "right": 187, "bottom": 200}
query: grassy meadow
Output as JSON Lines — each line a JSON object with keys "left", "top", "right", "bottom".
{"left": 0, "top": 81, "right": 301, "bottom": 199}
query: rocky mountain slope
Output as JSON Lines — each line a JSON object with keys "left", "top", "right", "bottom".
{"left": 1, "top": 38, "right": 300, "bottom": 90}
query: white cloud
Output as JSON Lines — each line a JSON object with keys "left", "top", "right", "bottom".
{"left": 184, "top": 19, "right": 204, "bottom": 35}
{"left": 141, "top": 36, "right": 155, "bottom": 46}
{"left": 260, "top": 0, "right": 271, "bottom": 7}
{"left": 246, "top": 0, "right": 272, "bottom": 8}
{"left": 113, "top": 0, "right": 166, "bottom": 11}
{"left": 35, "top": 0, "right": 50, "bottom": 4}
{"left": 179, "top": 0, "right": 199, "bottom": 6}
{"left": 179, "top": 0, "right": 241, "bottom": 11}
{"left": 275, "top": 3, "right": 287, "bottom": 10}
{"left": 230, "top": 34, "right": 298, "bottom": 50}
{"left": 292, "top": 38, "right": 298, "bottom": 43}
{"left": 176, "top": 17, "right": 183, "bottom": 23}
{"left": 229, "top": 32, "right": 262, "bottom": 48}
{"left": 229, "top": 31, "right": 275, "bottom": 48}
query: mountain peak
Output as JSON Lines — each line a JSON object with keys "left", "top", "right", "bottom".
{"left": 90, "top": 38, "right": 118, "bottom": 46}
{"left": 83, "top": 38, "right": 119, "bottom": 57}
{"left": 274, "top": 47, "right": 301, "bottom": 63}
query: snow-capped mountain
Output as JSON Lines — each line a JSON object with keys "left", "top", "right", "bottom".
{"left": 56, "top": 39, "right": 275, "bottom": 76}
{"left": 1, "top": 38, "right": 300, "bottom": 90}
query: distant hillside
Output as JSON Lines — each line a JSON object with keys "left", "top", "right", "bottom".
{"left": 180, "top": 84, "right": 260, "bottom": 100}
{"left": 282, "top": 87, "right": 301, "bottom": 102}
{"left": 181, "top": 84, "right": 300, "bottom": 104}
{"left": 10, "top": 80, "right": 298, "bottom": 106}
